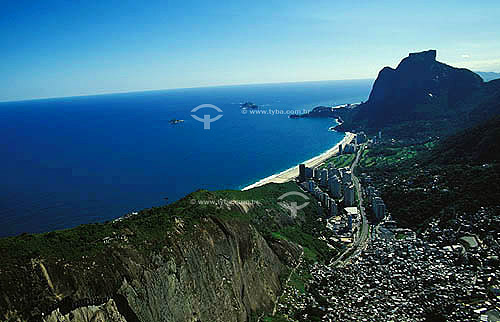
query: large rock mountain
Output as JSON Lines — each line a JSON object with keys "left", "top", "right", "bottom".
{"left": 354, "top": 49, "right": 485, "bottom": 128}
{"left": 295, "top": 50, "right": 500, "bottom": 138}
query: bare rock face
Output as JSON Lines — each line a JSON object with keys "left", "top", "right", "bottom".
{"left": 43, "top": 300, "right": 127, "bottom": 322}
{"left": 1, "top": 217, "right": 292, "bottom": 322}
{"left": 353, "top": 49, "right": 484, "bottom": 128}
{"left": 113, "top": 219, "right": 284, "bottom": 322}
{"left": 367, "top": 49, "right": 481, "bottom": 104}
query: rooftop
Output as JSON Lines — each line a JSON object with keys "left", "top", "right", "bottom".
{"left": 344, "top": 207, "right": 359, "bottom": 216}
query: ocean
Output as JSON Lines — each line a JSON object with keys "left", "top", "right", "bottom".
{"left": 0, "top": 79, "right": 372, "bottom": 237}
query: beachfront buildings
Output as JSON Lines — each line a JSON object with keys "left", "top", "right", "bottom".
{"left": 299, "top": 164, "right": 306, "bottom": 182}
{"left": 299, "top": 160, "right": 363, "bottom": 246}
{"left": 299, "top": 163, "right": 314, "bottom": 182}
{"left": 355, "top": 131, "right": 367, "bottom": 145}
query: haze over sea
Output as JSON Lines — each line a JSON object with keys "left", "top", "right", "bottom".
{"left": 0, "top": 79, "right": 372, "bottom": 237}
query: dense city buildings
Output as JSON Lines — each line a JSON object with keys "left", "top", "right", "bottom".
{"left": 276, "top": 203, "right": 500, "bottom": 322}
{"left": 286, "top": 132, "right": 499, "bottom": 322}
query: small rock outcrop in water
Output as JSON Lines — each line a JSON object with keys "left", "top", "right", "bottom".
{"left": 240, "top": 102, "right": 259, "bottom": 109}
{"left": 168, "top": 119, "right": 184, "bottom": 125}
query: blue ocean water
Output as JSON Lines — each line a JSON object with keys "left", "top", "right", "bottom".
{"left": 0, "top": 79, "right": 372, "bottom": 236}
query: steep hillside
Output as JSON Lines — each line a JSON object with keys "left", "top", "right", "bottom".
{"left": 0, "top": 183, "right": 329, "bottom": 322}
{"left": 358, "top": 115, "right": 500, "bottom": 228}
{"left": 468, "top": 78, "right": 500, "bottom": 125}
{"left": 426, "top": 115, "right": 500, "bottom": 165}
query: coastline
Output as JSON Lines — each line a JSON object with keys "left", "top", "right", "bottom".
{"left": 242, "top": 132, "right": 355, "bottom": 191}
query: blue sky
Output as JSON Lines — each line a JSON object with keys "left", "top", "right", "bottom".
{"left": 1, "top": 0, "right": 500, "bottom": 102}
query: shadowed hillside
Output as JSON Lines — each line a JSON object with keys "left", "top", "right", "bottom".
{"left": 335, "top": 50, "right": 500, "bottom": 139}
{"left": 0, "top": 183, "right": 334, "bottom": 322}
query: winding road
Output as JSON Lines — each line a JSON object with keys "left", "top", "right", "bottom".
{"left": 330, "top": 144, "right": 370, "bottom": 267}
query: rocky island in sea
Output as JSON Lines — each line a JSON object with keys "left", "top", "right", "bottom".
{"left": 240, "top": 101, "right": 259, "bottom": 109}
{"left": 168, "top": 119, "right": 184, "bottom": 125}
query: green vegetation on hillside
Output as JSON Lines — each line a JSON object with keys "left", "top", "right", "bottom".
{"left": 427, "top": 115, "right": 500, "bottom": 165}
{"left": 360, "top": 141, "right": 435, "bottom": 168}
{"left": 263, "top": 315, "right": 291, "bottom": 322}
{"left": 0, "top": 181, "right": 339, "bottom": 321}
{"left": 358, "top": 117, "right": 500, "bottom": 229}
{"left": 208, "top": 183, "right": 336, "bottom": 263}
{"left": 0, "top": 182, "right": 334, "bottom": 264}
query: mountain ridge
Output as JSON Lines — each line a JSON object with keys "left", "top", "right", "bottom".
{"left": 476, "top": 71, "right": 500, "bottom": 82}
{"left": 296, "top": 50, "right": 500, "bottom": 139}
{"left": 0, "top": 183, "right": 329, "bottom": 322}
{"left": 354, "top": 49, "right": 484, "bottom": 129}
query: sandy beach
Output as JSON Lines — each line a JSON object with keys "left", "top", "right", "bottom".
{"left": 242, "top": 132, "right": 355, "bottom": 190}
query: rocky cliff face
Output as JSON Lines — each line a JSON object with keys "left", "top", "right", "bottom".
{"left": 355, "top": 49, "right": 484, "bottom": 128}
{"left": 1, "top": 215, "right": 300, "bottom": 322}
{"left": 286, "top": 50, "right": 500, "bottom": 138}
{"left": 43, "top": 299, "right": 127, "bottom": 322}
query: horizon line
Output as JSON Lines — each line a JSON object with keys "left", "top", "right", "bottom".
{"left": 0, "top": 77, "right": 374, "bottom": 104}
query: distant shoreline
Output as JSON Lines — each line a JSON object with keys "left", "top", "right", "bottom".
{"left": 242, "top": 132, "right": 355, "bottom": 190}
